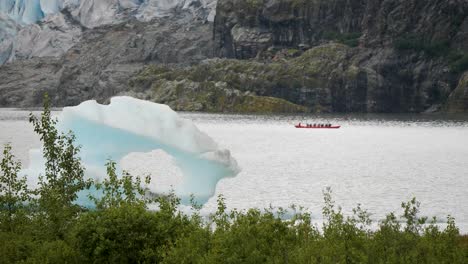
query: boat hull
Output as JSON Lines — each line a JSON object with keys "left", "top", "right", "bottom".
{"left": 295, "top": 125, "right": 341, "bottom": 129}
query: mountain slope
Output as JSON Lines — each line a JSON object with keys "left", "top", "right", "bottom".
{"left": 0, "top": 0, "right": 467, "bottom": 113}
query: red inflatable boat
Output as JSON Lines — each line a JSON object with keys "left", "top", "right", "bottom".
{"left": 295, "top": 124, "right": 341, "bottom": 129}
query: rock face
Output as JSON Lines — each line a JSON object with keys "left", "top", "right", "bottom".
{"left": 445, "top": 72, "right": 468, "bottom": 113}
{"left": 0, "top": 58, "right": 63, "bottom": 106}
{"left": 1, "top": 0, "right": 468, "bottom": 113}
{"left": 0, "top": 13, "right": 214, "bottom": 107}
{"left": 213, "top": 0, "right": 468, "bottom": 112}
{"left": 57, "top": 14, "right": 214, "bottom": 106}
{"left": 127, "top": 64, "right": 308, "bottom": 113}
{"left": 214, "top": 0, "right": 468, "bottom": 58}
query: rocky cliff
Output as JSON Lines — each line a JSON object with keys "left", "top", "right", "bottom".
{"left": 1, "top": 0, "right": 468, "bottom": 113}
{"left": 210, "top": 0, "right": 468, "bottom": 112}
{"left": 0, "top": 13, "right": 214, "bottom": 107}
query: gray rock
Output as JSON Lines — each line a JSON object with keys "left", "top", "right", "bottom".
{"left": 444, "top": 71, "right": 468, "bottom": 113}
{"left": 0, "top": 13, "right": 214, "bottom": 107}
{"left": 0, "top": 58, "right": 62, "bottom": 107}
{"left": 212, "top": 0, "right": 468, "bottom": 112}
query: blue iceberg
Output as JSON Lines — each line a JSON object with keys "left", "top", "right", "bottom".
{"left": 24, "top": 97, "right": 239, "bottom": 205}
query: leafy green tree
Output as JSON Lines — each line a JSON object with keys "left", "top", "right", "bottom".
{"left": 29, "top": 94, "right": 90, "bottom": 238}
{"left": 401, "top": 197, "right": 428, "bottom": 234}
{"left": 320, "top": 187, "right": 370, "bottom": 263}
{"left": 90, "top": 160, "right": 151, "bottom": 210}
{"left": 0, "top": 143, "right": 29, "bottom": 232}
{"left": 72, "top": 160, "right": 192, "bottom": 263}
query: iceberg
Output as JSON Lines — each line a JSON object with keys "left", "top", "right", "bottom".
{"left": 24, "top": 97, "right": 239, "bottom": 205}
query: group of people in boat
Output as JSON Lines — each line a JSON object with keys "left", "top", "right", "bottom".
{"left": 298, "top": 123, "right": 333, "bottom": 128}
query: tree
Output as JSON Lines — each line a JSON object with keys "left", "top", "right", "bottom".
{"left": 0, "top": 144, "right": 29, "bottom": 232}
{"left": 29, "top": 94, "right": 90, "bottom": 238}
{"left": 73, "top": 160, "right": 192, "bottom": 263}
{"left": 89, "top": 160, "right": 151, "bottom": 210}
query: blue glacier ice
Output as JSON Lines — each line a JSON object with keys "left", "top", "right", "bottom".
{"left": 0, "top": 13, "right": 16, "bottom": 64}
{"left": 24, "top": 97, "right": 239, "bottom": 206}
{"left": 0, "top": 0, "right": 46, "bottom": 24}
{"left": 0, "top": 0, "right": 218, "bottom": 26}
{"left": 39, "top": 0, "right": 62, "bottom": 15}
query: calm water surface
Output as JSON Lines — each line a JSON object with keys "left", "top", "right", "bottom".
{"left": 1, "top": 109, "right": 468, "bottom": 231}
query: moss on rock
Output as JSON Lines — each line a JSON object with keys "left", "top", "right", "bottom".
{"left": 444, "top": 72, "right": 468, "bottom": 113}
{"left": 129, "top": 43, "right": 365, "bottom": 113}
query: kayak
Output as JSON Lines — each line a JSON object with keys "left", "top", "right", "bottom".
{"left": 295, "top": 125, "right": 341, "bottom": 129}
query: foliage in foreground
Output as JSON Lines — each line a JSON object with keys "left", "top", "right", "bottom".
{"left": 0, "top": 98, "right": 467, "bottom": 263}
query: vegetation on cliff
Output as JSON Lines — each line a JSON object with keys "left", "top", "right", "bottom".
{"left": 212, "top": 0, "right": 468, "bottom": 113}
{"left": 130, "top": 44, "right": 370, "bottom": 113}
{"left": 444, "top": 72, "right": 468, "bottom": 113}
{"left": 1, "top": 98, "right": 468, "bottom": 263}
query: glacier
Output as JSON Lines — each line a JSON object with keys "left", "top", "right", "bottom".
{"left": 0, "top": 0, "right": 217, "bottom": 26}
{"left": 0, "top": 0, "right": 45, "bottom": 24}
{"left": 0, "top": 0, "right": 217, "bottom": 64}
{"left": 23, "top": 97, "right": 239, "bottom": 205}
{"left": 0, "top": 13, "right": 16, "bottom": 64}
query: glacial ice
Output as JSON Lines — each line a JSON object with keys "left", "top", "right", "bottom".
{"left": 39, "top": 0, "right": 62, "bottom": 15}
{"left": 14, "top": 13, "right": 82, "bottom": 59}
{"left": 0, "top": 13, "right": 16, "bottom": 64}
{"left": 121, "top": 150, "right": 185, "bottom": 194}
{"left": 24, "top": 97, "right": 239, "bottom": 205}
{"left": 0, "top": 0, "right": 45, "bottom": 24}
{"left": 0, "top": 0, "right": 217, "bottom": 64}
{"left": 0, "top": 0, "right": 217, "bottom": 26}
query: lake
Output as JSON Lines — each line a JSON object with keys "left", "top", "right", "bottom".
{"left": 1, "top": 109, "right": 468, "bottom": 232}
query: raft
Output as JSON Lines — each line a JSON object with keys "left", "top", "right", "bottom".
{"left": 295, "top": 125, "right": 341, "bottom": 129}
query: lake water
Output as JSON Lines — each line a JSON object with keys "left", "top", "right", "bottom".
{"left": 1, "top": 109, "right": 468, "bottom": 232}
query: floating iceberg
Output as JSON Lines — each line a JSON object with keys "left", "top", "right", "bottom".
{"left": 24, "top": 97, "right": 239, "bottom": 205}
